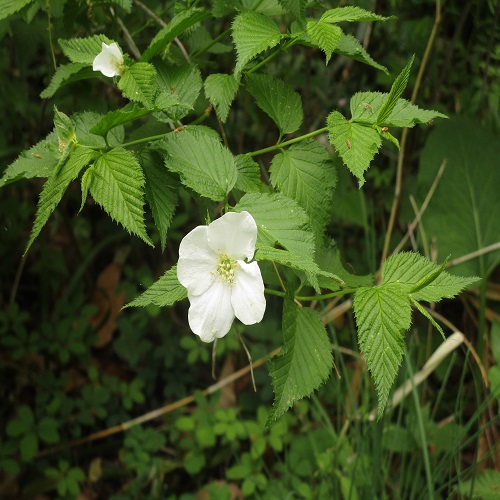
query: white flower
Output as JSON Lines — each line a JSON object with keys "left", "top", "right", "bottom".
{"left": 177, "top": 211, "right": 266, "bottom": 342}
{"left": 93, "top": 42, "right": 124, "bottom": 77}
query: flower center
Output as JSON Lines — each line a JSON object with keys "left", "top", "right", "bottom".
{"left": 216, "top": 254, "right": 238, "bottom": 284}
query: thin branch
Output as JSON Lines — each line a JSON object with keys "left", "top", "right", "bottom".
{"left": 447, "top": 242, "right": 500, "bottom": 269}
{"left": 111, "top": 7, "right": 141, "bottom": 59}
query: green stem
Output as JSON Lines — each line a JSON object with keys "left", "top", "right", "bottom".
{"left": 248, "top": 127, "right": 328, "bottom": 157}
{"left": 192, "top": 28, "right": 231, "bottom": 57}
{"left": 264, "top": 287, "right": 356, "bottom": 301}
{"left": 119, "top": 131, "right": 173, "bottom": 149}
{"left": 247, "top": 38, "right": 296, "bottom": 75}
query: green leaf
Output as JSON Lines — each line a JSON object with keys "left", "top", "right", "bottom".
{"left": 204, "top": 73, "right": 239, "bottom": 122}
{"left": 72, "top": 111, "right": 108, "bottom": 148}
{"left": 232, "top": 12, "right": 283, "bottom": 78}
{"left": 377, "top": 56, "right": 414, "bottom": 125}
{"left": 141, "top": 8, "right": 208, "bottom": 62}
{"left": 139, "top": 150, "right": 179, "bottom": 251}
{"left": 321, "top": 6, "right": 395, "bottom": 23}
{"left": 90, "top": 104, "right": 150, "bottom": 137}
{"left": 155, "top": 63, "right": 202, "bottom": 121}
{"left": 163, "top": 129, "right": 237, "bottom": 201}
{"left": 234, "top": 154, "right": 261, "bottom": 193}
{"left": 37, "top": 418, "right": 60, "bottom": 444}
{"left": 350, "top": 91, "right": 446, "bottom": 128}
{"left": 306, "top": 20, "right": 342, "bottom": 64}
{"left": 25, "top": 145, "right": 95, "bottom": 254}
{"left": 354, "top": 283, "right": 411, "bottom": 414}
{"left": 40, "top": 63, "right": 93, "bottom": 99}
{"left": 334, "top": 34, "right": 388, "bottom": 74}
{"left": 327, "top": 110, "right": 381, "bottom": 186}
{"left": 457, "top": 469, "right": 500, "bottom": 499}
{"left": 20, "top": 432, "right": 38, "bottom": 462}
{"left": 383, "top": 252, "right": 478, "bottom": 303}
{"left": 270, "top": 139, "right": 336, "bottom": 234}
{"left": 278, "top": 0, "right": 307, "bottom": 18}
{"left": 89, "top": 148, "right": 152, "bottom": 245}
{"left": 0, "top": 0, "right": 33, "bottom": 20}
{"left": 246, "top": 73, "right": 303, "bottom": 135}
{"left": 417, "top": 117, "right": 500, "bottom": 278}
{"left": 235, "top": 192, "right": 315, "bottom": 260}
{"left": 126, "top": 267, "right": 187, "bottom": 308}
{"left": 0, "top": 133, "right": 59, "bottom": 187}
{"left": 267, "top": 300, "right": 333, "bottom": 423}
{"left": 118, "top": 62, "right": 157, "bottom": 109}
{"left": 58, "top": 34, "right": 113, "bottom": 65}
{"left": 53, "top": 107, "right": 76, "bottom": 144}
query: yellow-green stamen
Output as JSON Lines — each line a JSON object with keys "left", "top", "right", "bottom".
{"left": 216, "top": 254, "right": 238, "bottom": 284}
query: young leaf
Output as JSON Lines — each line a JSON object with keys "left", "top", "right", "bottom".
{"left": 334, "top": 34, "right": 388, "bottom": 74}
{"left": 40, "top": 63, "right": 92, "bottom": 99}
{"left": 89, "top": 148, "right": 152, "bottom": 245}
{"left": 0, "top": 0, "right": 33, "bottom": 21}
{"left": 235, "top": 192, "right": 315, "bottom": 260}
{"left": 58, "top": 34, "right": 114, "bottom": 65}
{"left": 204, "top": 73, "right": 239, "bottom": 122}
{"left": 267, "top": 300, "right": 333, "bottom": 423}
{"left": 278, "top": 0, "right": 307, "bottom": 18}
{"left": 321, "top": 6, "right": 395, "bottom": 23}
{"left": 234, "top": 154, "right": 261, "bottom": 193}
{"left": 354, "top": 283, "right": 411, "bottom": 415}
{"left": 90, "top": 104, "right": 150, "bottom": 137}
{"left": 377, "top": 55, "right": 414, "bottom": 125}
{"left": 118, "top": 63, "right": 157, "bottom": 109}
{"left": 0, "top": 133, "right": 59, "bottom": 187}
{"left": 25, "top": 145, "right": 95, "bottom": 253}
{"left": 53, "top": 107, "right": 76, "bottom": 144}
{"left": 306, "top": 19, "right": 342, "bottom": 64}
{"left": 232, "top": 12, "right": 283, "bottom": 78}
{"left": 245, "top": 73, "right": 303, "bottom": 135}
{"left": 327, "top": 110, "right": 382, "bottom": 186}
{"left": 270, "top": 139, "right": 336, "bottom": 234}
{"left": 163, "top": 130, "right": 237, "bottom": 201}
{"left": 141, "top": 8, "right": 208, "bottom": 62}
{"left": 125, "top": 266, "right": 187, "bottom": 307}
{"left": 382, "top": 252, "right": 478, "bottom": 303}
{"left": 139, "top": 150, "right": 179, "bottom": 251}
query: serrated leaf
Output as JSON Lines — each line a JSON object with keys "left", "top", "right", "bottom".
{"left": 306, "top": 20, "right": 342, "bottom": 64}
{"left": 334, "top": 34, "right": 388, "bottom": 74}
{"left": 270, "top": 139, "right": 336, "bottom": 234}
{"left": 0, "top": 132, "right": 59, "bottom": 187}
{"left": 354, "top": 283, "right": 411, "bottom": 414}
{"left": 126, "top": 266, "right": 187, "bottom": 307}
{"left": 246, "top": 73, "right": 303, "bottom": 134}
{"left": 138, "top": 150, "right": 179, "bottom": 251}
{"left": 321, "top": 6, "right": 394, "bottom": 23}
{"left": 72, "top": 112, "right": 107, "bottom": 148}
{"left": 382, "top": 252, "right": 478, "bottom": 303}
{"left": 25, "top": 145, "right": 94, "bottom": 254}
{"left": 53, "top": 106, "right": 76, "bottom": 144}
{"left": 0, "top": 0, "right": 33, "bottom": 21}
{"left": 457, "top": 469, "right": 500, "bottom": 499}
{"left": 278, "top": 0, "right": 307, "bottom": 18}
{"left": 377, "top": 56, "right": 414, "bottom": 124}
{"left": 327, "top": 110, "right": 381, "bottom": 186}
{"left": 40, "top": 63, "right": 94, "bottom": 99}
{"left": 234, "top": 154, "right": 261, "bottom": 193}
{"left": 163, "top": 129, "right": 237, "bottom": 201}
{"left": 89, "top": 148, "right": 152, "bottom": 245}
{"left": 118, "top": 62, "right": 157, "bottom": 109}
{"left": 58, "top": 34, "right": 113, "bottom": 65}
{"left": 232, "top": 12, "right": 283, "bottom": 78}
{"left": 235, "top": 192, "right": 315, "bottom": 260}
{"left": 351, "top": 91, "right": 446, "bottom": 128}
{"left": 90, "top": 104, "right": 150, "bottom": 137}
{"left": 141, "top": 8, "right": 208, "bottom": 62}
{"left": 204, "top": 73, "right": 239, "bottom": 122}
{"left": 155, "top": 63, "right": 202, "bottom": 121}
{"left": 267, "top": 300, "right": 333, "bottom": 423}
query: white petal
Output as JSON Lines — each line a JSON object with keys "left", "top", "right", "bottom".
{"left": 207, "top": 211, "right": 257, "bottom": 261}
{"left": 188, "top": 282, "right": 235, "bottom": 342}
{"left": 93, "top": 42, "right": 123, "bottom": 77}
{"left": 177, "top": 226, "right": 217, "bottom": 296}
{"left": 231, "top": 261, "right": 266, "bottom": 325}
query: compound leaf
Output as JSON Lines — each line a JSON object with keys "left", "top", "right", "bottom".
{"left": 118, "top": 62, "right": 157, "bottom": 109}
{"left": 58, "top": 34, "right": 114, "bottom": 65}
{"left": 204, "top": 73, "right": 239, "bottom": 122}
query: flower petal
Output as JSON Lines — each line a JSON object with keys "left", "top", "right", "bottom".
{"left": 207, "top": 211, "right": 257, "bottom": 261}
{"left": 177, "top": 226, "right": 217, "bottom": 296}
{"left": 188, "top": 282, "right": 235, "bottom": 342}
{"left": 231, "top": 261, "right": 266, "bottom": 325}
{"left": 93, "top": 42, "right": 123, "bottom": 77}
